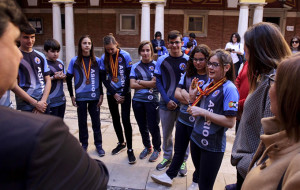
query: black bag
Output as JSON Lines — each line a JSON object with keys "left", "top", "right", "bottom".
{"left": 238, "top": 43, "right": 245, "bottom": 63}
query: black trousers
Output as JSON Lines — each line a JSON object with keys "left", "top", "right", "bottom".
{"left": 190, "top": 140, "right": 224, "bottom": 190}
{"left": 107, "top": 93, "right": 133, "bottom": 149}
{"left": 49, "top": 103, "right": 66, "bottom": 119}
{"left": 132, "top": 100, "right": 161, "bottom": 151}
{"left": 76, "top": 100, "right": 102, "bottom": 147}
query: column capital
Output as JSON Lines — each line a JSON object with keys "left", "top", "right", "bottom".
{"left": 49, "top": 0, "right": 74, "bottom": 3}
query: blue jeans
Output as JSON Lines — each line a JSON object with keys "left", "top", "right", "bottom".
{"left": 132, "top": 100, "right": 161, "bottom": 151}
{"left": 76, "top": 100, "right": 102, "bottom": 147}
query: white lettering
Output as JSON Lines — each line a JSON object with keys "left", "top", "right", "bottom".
{"left": 203, "top": 129, "right": 209, "bottom": 137}
{"left": 37, "top": 67, "right": 45, "bottom": 92}
{"left": 208, "top": 100, "right": 214, "bottom": 107}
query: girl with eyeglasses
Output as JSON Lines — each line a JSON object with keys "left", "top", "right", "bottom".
{"left": 100, "top": 34, "right": 136, "bottom": 164}
{"left": 151, "top": 45, "right": 211, "bottom": 188}
{"left": 187, "top": 49, "right": 238, "bottom": 190}
{"left": 66, "top": 35, "right": 104, "bottom": 157}
{"left": 290, "top": 36, "right": 300, "bottom": 54}
{"left": 229, "top": 22, "right": 292, "bottom": 190}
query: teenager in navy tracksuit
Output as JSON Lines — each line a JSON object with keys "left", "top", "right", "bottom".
{"left": 44, "top": 39, "right": 66, "bottom": 118}
{"left": 130, "top": 41, "right": 161, "bottom": 162}
{"left": 12, "top": 24, "right": 51, "bottom": 114}
{"left": 100, "top": 35, "right": 136, "bottom": 164}
{"left": 151, "top": 45, "right": 211, "bottom": 187}
{"left": 152, "top": 30, "right": 189, "bottom": 172}
{"left": 188, "top": 49, "right": 239, "bottom": 190}
{"left": 66, "top": 35, "right": 104, "bottom": 157}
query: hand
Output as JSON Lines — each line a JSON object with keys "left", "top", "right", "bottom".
{"left": 113, "top": 93, "right": 123, "bottom": 104}
{"left": 35, "top": 100, "right": 47, "bottom": 113}
{"left": 167, "top": 100, "right": 177, "bottom": 110}
{"left": 97, "top": 95, "right": 103, "bottom": 108}
{"left": 187, "top": 106, "right": 207, "bottom": 117}
{"left": 189, "top": 77, "right": 199, "bottom": 103}
{"left": 32, "top": 108, "right": 43, "bottom": 114}
{"left": 118, "top": 96, "right": 125, "bottom": 104}
{"left": 71, "top": 96, "right": 77, "bottom": 107}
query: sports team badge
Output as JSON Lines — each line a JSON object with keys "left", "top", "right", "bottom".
{"left": 58, "top": 64, "right": 63, "bottom": 70}
{"left": 35, "top": 57, "right": 41, "bottom": 64}
{"left": 149, "top": 66, "right": 154, "bottom": 71}
{"left": 179, "top": 63, "right": 186, "bottom": 71}
{"left": 212, "top": 90, "right": 220, "bottom": 97}
{"left": 118, "top": 57, "right": 123, "bottom": 63}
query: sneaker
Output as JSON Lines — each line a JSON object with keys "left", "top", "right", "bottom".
{"left": 151, "top": 173, "right": 173, "bottom": 187}
{"left": 225, "top": 183, "right": 237, "bottom": 190}
{"left": 111, "top": 142, "right": 126, "bottom": 155}
{"left": 127, "top": 149, "right": 136, "bottom": 164}
{"left": 156, "top": 158, "right": 171, "bottom": 171}
{"left": 149, "top": 150, "right": 160, "bottom": 162}
{"left": 139, "top": 147, "right": 152, "bottom": 159}
{"left": 96, "top": 146, "right": 105, "bottom": 157}
{"left": 82, "top": 144, "right": 88, "bottom": 151}
{"left": 188, "top": 182, "right": 199, "bottom": 190}
{"left": 178, "top": 161, "right": 187, "bottom": 176}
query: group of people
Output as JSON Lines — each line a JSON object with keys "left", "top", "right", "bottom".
{"left": 1, "top": 0, "right": 300, "bottom": 189}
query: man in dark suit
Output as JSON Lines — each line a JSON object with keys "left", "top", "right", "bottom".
{"left": 0, "top": 1, "right": 109, "bottom": 189}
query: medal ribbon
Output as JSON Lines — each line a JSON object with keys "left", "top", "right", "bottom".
{"left": 191, "top": 78, "right": 226, "bottom": 106}
{"left": 82, "top": 58, "right": 91, "bottom": 82}
{"left": 110, "top": 49, "right": 119, "bottom": 79}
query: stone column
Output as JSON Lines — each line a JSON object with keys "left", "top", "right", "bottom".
{"left": 253, "top": 4, "right": 266, "bottom": 25}
{"left": 155, "top": 2, "right": 165, "bottom": 40}
{"left": 238, "top": 3, "right": 250, "bottom": 44}
{"left": 51, "top": 2, "right": 63, "bottom": 60}
{"left": 140, "top": 2, "right": 150, "bottom": 42}
{"left": 65, "top": 2, "right": 75, "bottom": 68}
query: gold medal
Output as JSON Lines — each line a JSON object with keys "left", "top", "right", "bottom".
{"left": 112, "top": 77, "right": 119, "bottom": 83}
{"left": 86, "top": 79, "right": 90, "bottom": 85}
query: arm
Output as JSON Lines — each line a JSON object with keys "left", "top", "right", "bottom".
{"left": 120, "top": 67, "right": 131, "bottom": 96}
{"left": 130, "top": 77, "right": 156, "bottom": 90}
{"left": 188, "top": 107, "right": 236, "bottom": 128}
{"left": 174, "top": 87, "right": 189, "bottom": 105}
{"left": 40, "top": 75, "right": 51, "bottom": 102}
{"left": 100, "top": 70, "right": 117, "bottom": 96}
{"left": 12, "top": 84, "right": 47, "bottom": 112}
{"left": 66, "top": 73, "right": 77, "bottom": 107}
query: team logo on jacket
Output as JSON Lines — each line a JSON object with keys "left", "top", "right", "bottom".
{"left": 179, "top": 63, "right": 186, "bottom": 70}
{"left": 212, "top": 90, "right": 220, "bottom": 97}
{"left": 149, "top": 66, "right": 154, "bottom": 71}
{"left": 148, "top": 95, "right": 153, "bottom": 100}
{"left": 118, "top": 57, "right": 123, "bottom": 63}
{"left": 128, "top": 61, "right": 133, "bottom": 65}
{"left": 228, "top": 101, "right": 238, "bottom": 108}
{"left": 189, "top": 116, "right": 195, "bottom": 122}
{"left": 35, "top": 57, "right": 41, "bottom": 64}
{"left": 58, "top": 64, "right": 63, "bottom": 70}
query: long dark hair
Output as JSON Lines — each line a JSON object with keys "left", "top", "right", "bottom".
{"left": 76, "top": 35, "right": 96, "bottom": 66}
{"left": 209, "top": 49, "right": 235, "bottom": 82}
{"left": 103, "top": 34, "right": 120, "bottom": 73}
{"left": 244, "top": 22, "right": 291, "bottom": 92}
{"left": 186, "top": 44, "right": 211, "bottom": 77}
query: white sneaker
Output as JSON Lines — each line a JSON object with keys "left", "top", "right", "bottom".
{"left": 151, "top": 173, "right": 173, "bottom": 187}
{"left": 188, "top": 182, "right": 199, "bottom": 190}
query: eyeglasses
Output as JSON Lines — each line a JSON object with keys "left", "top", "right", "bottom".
{"left": 192, "top": 58, "right": 206, "bottom": 63}
{"left": 267, "top": 73, "right": 276, "bottom": 86}
{"left": 292, "top": 41, "right": 299, "bottom": 44}
{"left": 169, "top": 41, "right": 181, "bottom": 45}
{"left": 207, "top": 61, "right": 227, "bottom": 68}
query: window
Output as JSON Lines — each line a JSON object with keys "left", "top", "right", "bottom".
{"left": 184, "top": 11, "right": 208, "bottom": 37}
{"left": 188, "top": 16, "right": 204, "bottom": 33}
{"left": 120, "top": 14, "right": 136, "bottom": 31}
{"left": 28, "top": 18, "right": 43, "bottom": 34}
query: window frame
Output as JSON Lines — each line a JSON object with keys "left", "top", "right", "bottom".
{"left": 184, "top": 11, "right": 208, "bottom": 37}
{"left": 116, "top": 10, "right": 139, "bottom": 35}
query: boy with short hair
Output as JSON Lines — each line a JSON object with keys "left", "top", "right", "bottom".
{"left": 153, "top": 30, "right": 190, "bottom": 173}
{"left": 12, "top": 24, "right": 51, "bottom": 113}
{"left": 44, "top": 38, "right": 66, "bottom": 118}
